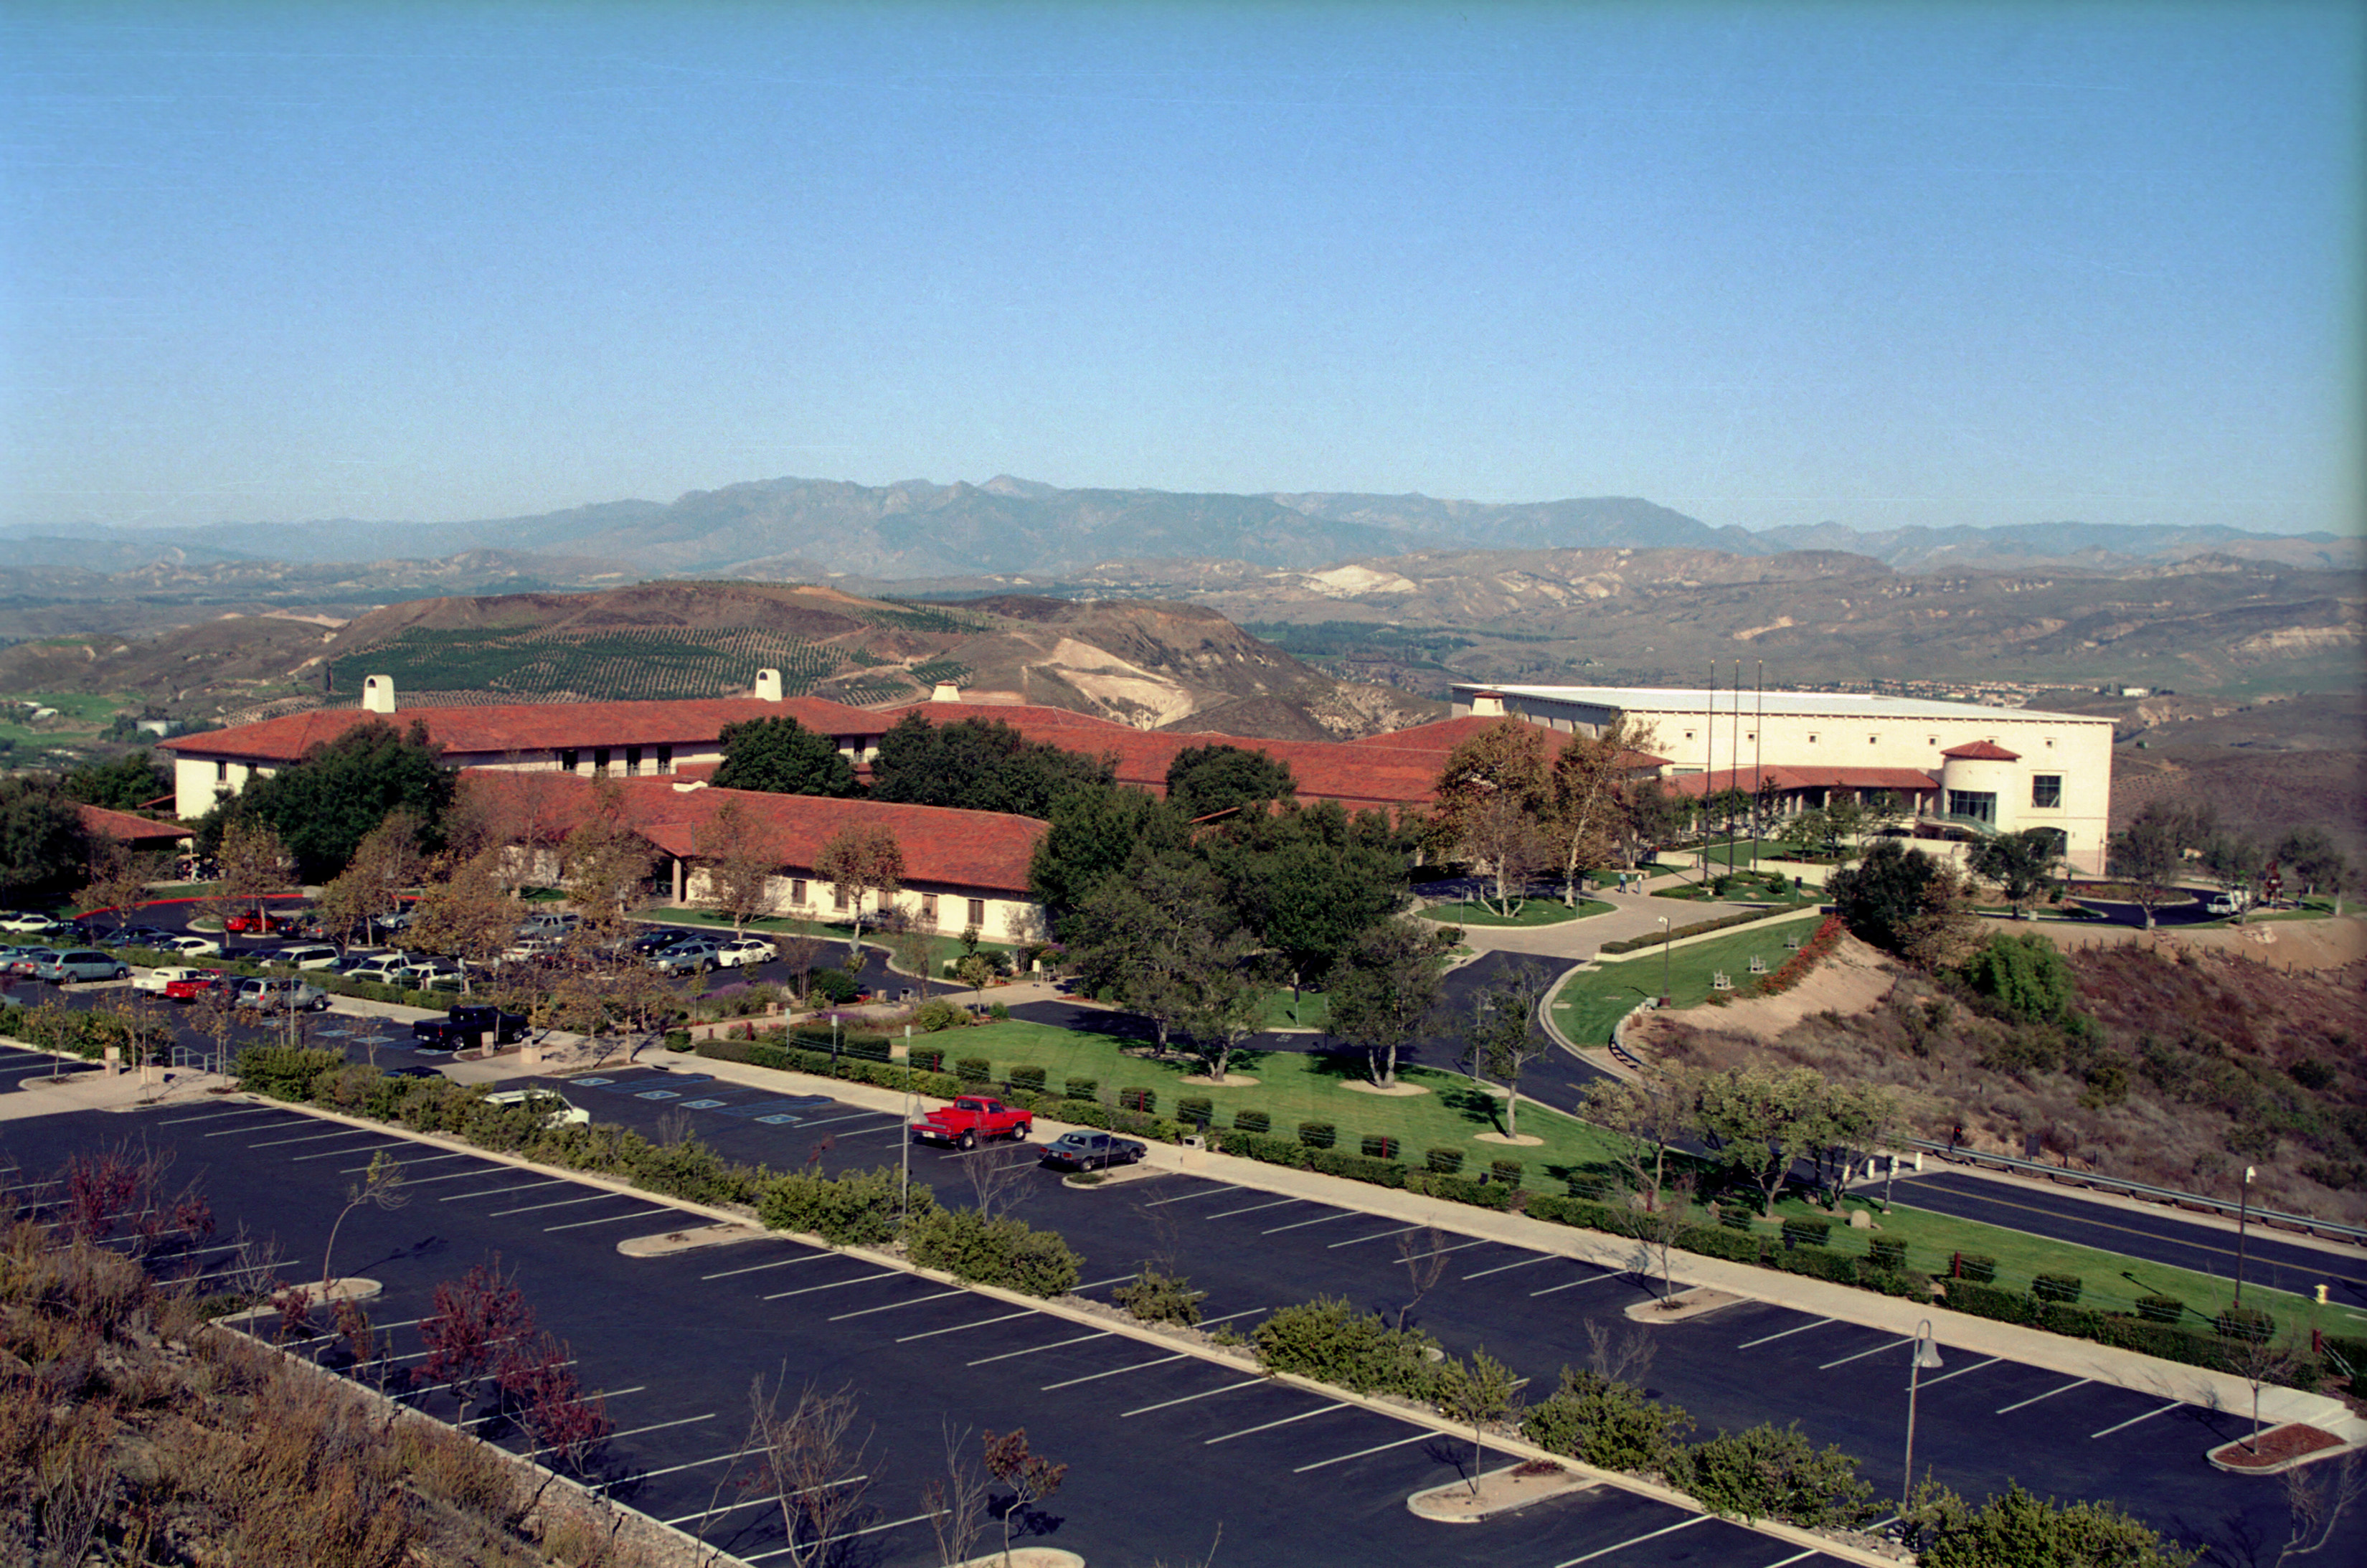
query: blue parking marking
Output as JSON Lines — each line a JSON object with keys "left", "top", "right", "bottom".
{"left": 681, "top": 1099, "right": 727, "bottom": 1110}
{"left": 636, "top": 1090, "right": 681, "bottom": 1100}
{"left": 755, "top": 1114, "right": 804, "bottom": 1125}
{"left": 716, "top": 1097, "right": 836, "bottom": 1118}
{"left": 572, "top": 1077, "right": 613, "bottom": 1086}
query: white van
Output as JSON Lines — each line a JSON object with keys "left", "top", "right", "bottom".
{"left": 484, "top": 1088, "right": 589, "bottom": 1128}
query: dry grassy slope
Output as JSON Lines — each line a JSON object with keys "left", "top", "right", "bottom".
{"left": 0, "top": 615, "right": 339, "bottom": 716}
{"left": 2112, "top": 745, "right": 2367, "bottom": 865}
{"left": 1640, "top": 936, "right": 2367, "bottom": 1225}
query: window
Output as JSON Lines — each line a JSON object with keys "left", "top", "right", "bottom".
{"left": 1947, "top": 790, "right": 1996, "bottom": 824}
{"left": 215, "top": 760, "right": 229, "bottom": 783}
{"left": 966, "top": 898, "right": 986, "bottom": 929}
{"left": 832, "top": 886, "right": 850, "bottom": 912}
{"left": 592, "top": 747, "right": 611, "bottom": 778}
{"left": 1928, "top": 736, "right": 1938, "bottom": 746}
{"left": 2044, "top": 737, "right": 2055, "bottom": 750}
{"left": 1744, "top": 731, "right": 1754, "bottom": 742}
{"left": 625, "top": 745, "right": 643, "bottom": 775}
{"left": 1807, "top": 733, "right": 1819, "bottom": 744}
{"left": 559, "top": 749, "right": 578, "bottom": 774}
{"left": 790, "top": 878, "right": 806, "bottom": 905}
{"left": 920, "top": 892, "right": 939, "bottom": 926}
{"left": 1683, "top": 729, "right": 1695, "bottom": 742}
{"left": 1868, "top": 735, "right": 1879, "bottom": 745}
{"left": 2031, "top": 775, "right": 2061, "bottom": 808}
{"left": 657, "top": 743, "right": 674, "bottom": 773}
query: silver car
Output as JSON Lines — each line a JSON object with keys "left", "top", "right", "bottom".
{"left": 232, "top": 976, "right": 331, "bottom": 1012}
{"left": 30, "top": 948, "right": 131, "bottom": 984}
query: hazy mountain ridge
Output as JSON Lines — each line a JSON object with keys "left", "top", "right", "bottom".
{"left": 7, "top": 475, "right": 2349, "bottom": 580}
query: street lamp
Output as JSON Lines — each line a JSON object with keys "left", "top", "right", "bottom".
{"left": 1657, "top": 917, "right": 1671, "bottom": 1008}
{"left": 2234, "top": 1165, "right": 2256, "bottom": 1308}
{"left": 1902, "top": 1319, "right": 1945, "bottom": 1506}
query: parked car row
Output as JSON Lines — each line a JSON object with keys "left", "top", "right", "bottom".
{"left": 0, "top": 947, "right": 131, "bottom": 983}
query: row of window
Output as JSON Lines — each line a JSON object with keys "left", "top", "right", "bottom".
{"left": 778, "top": 879, "right": 986, "bottom": 929}
{"left": 1679, "top": 730, "right": 2061, "bottom": 750}
{"left": 1946, "top": 776, "right": 2063, "bottom": 823}
{"left": 558, "top": 745, "right": 674, "bottom": 777}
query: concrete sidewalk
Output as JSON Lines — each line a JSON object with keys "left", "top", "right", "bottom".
{"left": 608, "top": 1046, "right": 2367, "bottom": 1446}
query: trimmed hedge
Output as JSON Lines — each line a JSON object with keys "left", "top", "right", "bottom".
{"left": 954, "top": 1056, "right": 991, "bottom": 1084}
{"left": 1425, "top": 1147, "right": 1465, "bottom": 1175}
{"left": 2136, "top": 1295, "right": 2186, "bottom": 1324}
{"left": 1232, "top": 1109, "right": 1271, "bottom": 1135}
{"left": 1955, "top": 1253, "right": 1998, "bottom": 1283}
{"left": 1007, "top": 1064, "right": 1047, "bottom": 1094}
{"left": 1780, "top": 1217, "right": 1830, "bottom": 1250}
{"left": 1488, "top": 1159, "right": 1525, "bottom": 1189}
{"left": 2032, "top": 1272, "right": 2083, "bottom": 1304}
{"left": 1944, "top": 1280, "right": 2321, "bottom": 1387}
{"left": 1598, "top": 905, "right": 1803, "bottom": 954}
{"left": 1298, "top": 1120, "right": 1336, "bottom": 1150}
{"left": 1177, "top": 1096, "right": 1214, "bottom": 1125}
{"left": 1868, "top": 1238, "right": 1908, "bottom": 1270}
{"left": 1064, "top": 1077, "right": 1097, "bottom": 1100}
{"left": 1360, "top": 1134, "right": 1398, "bottom": 1161}
{"left": 1118, "top": 1087, "right": 1157, "bottom": 1115}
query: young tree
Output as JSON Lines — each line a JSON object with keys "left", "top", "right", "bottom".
{"left": 922, "top": 1420, "right": 993, "bottom": 1568}
{"left": 2110, "top": 799, "right": 2211, "bottom": 929}
{"left": 739, "top": 1374, "right": 876, "bottom": 1568}
{"left": 415, "top": 1257, "right": 537, "bottom": 1414}
{"left": 319, "top": 1150, "right": 408, "bottom": 1303}
{"left": 696, "top": 795, "right": 784, "bottom": 935}
{"left": 318, "top": 809, "right": 425, "bottom": 947}
{"left": 207, "top": 818, "right": 293, "bottom": 955}
{"left": 1432, "top": 1348, "right": 1523, "bottom": 1496}
{"left": 1466, "top": 968, "right": 1552, "bottom": 1139}
{"left": 1967, "top": 827, "right": 2066, "bottom": 917}
{"left": 983, "top": 1428, "right": 1067, "bottom": 1566}
{"left": 501, "top": 1329, "right": 613, "bottom": 1479}
{"left": 2274, "top": 826, "right": 2351, "bottom": 915}
{"left": 80, "top": 839, "right": 165, "bottom": 931}
{"left": 712, "top": 714, "right": 859, "bottom": 797}
{"left": 814, "top": 822, "right": 904, "bottom": 955}
{"left": 1696, "top": 1067, "right": 1828, "bottom": 1219}
{"left": 1584, "top": 1067, "right": 1701, "bottom": 1213}
{"left": 1394, "top": 1224, "right": 1452, "bottom": 1332}
{"left": 1546, "top": 720, "right": 1648, "bottom": 904}
{"left": 1327, "top": 916, "right": 1455, "bottom": 1087}
{"left": 1800, "top": 1083, "right": 1896, "bottom": 1209}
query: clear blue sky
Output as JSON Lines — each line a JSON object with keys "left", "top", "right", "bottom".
{"left": 3, "top": 1, "right": 2359, "bottom": 537}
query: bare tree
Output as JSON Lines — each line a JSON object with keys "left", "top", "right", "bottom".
{"left": 815, "top": 823, "right": 905, "bottom": 957}
{"left": 740, "top": 1371, "right": 876, "bottom": 1568}
{"left": 983, "top": 1428, "right": 1066, "bottom": 1566}
{"left": 319, "top": 1151, "right": 408, "bottom": 1302}
{"left": 1466, "top": 968, "right": 1551, "bottom": 1139}
{"left": 696, "top": 795, "right": 783, "bottom": 935}
{"left": 922, "top": 1420, "right": 993, "bottom": 1568}
{"left": 1458, "top": 789, "right": 1548, "bottom": 917}
{"left": 80, "top": 839, "right": 165, "bottom": 932}
{"left": 1633, "top": 1173, "right": 1698, "bottom": 1301}
{"left": 1584, "top": 1320, "right": 1658, "bottom": 1387}
{"left": 1394, "top": 1224, "right": 1452, "bottom": 1332}
{"left": 965, "top": 1142, "right": 1040, "bottom": 1224}
{"left": 2278, "top": 1453, "right": 2364, "bottom": 1564}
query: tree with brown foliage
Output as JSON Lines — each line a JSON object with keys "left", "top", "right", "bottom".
{"left": 983, "top": 1427, "right": 1067, "bottom": 1566}
{"left": 1546, "top": 719, "right": 1651, "bottom": 902}
{"left": 415, "top": 1257, "right": 537, "bottom": 1415}
{"left": 80, "top": 839, "right": 166, "bottom": 932}
{"left": 207, "top": 818, "right": 293, "bottom": 955}
{"left": 319, "top": 810, "right": 425, "bottom": 947}
{"left": 696, "top": 795, "right": 784, "bottom": 935}
{"left": 814, "top": 822, "right": 904, "bottom": 955}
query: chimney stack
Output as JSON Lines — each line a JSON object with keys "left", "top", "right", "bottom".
{"left": 931, "top": 682, "right": 961, "bottom": 703}
{"left": 755, "top": 669, "right": 785, "bottom": 702}
{"left": 1468, "top": 690, "right": 1506, "bottom": 718}
{"left": 362, "top": 675, "right": 396, "bottom": 714}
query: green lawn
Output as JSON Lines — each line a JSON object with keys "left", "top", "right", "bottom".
{"left": 1257, "top": 990, "right": 1331, "bottom": 1031}
{"left": 1550, "top": 911, "right": 1825, "bottom": 1044}
{"left": 924, "top": 1017, "right": 1629, "bottom": 1179}
{"left": 1426, "top": 897, "right": 1610, "bottom": 927}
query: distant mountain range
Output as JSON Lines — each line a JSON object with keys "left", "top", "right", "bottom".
{"left": 4, "top": 476, "right": 2353, "bottom": 579}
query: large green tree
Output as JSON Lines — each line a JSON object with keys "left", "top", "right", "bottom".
{"left": 1166, "top": 744, "right": 1297, "bottom": 823}
{"left": 1065, "top": 854, "right": 1241, "bottom": 1059}
{"left": 0, "top": 776, "right": 92, "bottom": 905}
{"left": 1828, "top": 839, "right": 1950, "bottom": 956}
{"left": 1327, "top": 916, "right": 1457, "bottom": 1087}
{"left": 870, "top": 714, "right": 1112, "bottom": 818}
{"left": 2109, "top": 799, "right": 2211, "bottom": 929}
{"left": 2274, "top": 825, "right": 2351, "bottom": 915}
{"left": 62, "top": 750, "right": 171, "bottom": 812}
{"left": 1200, "top": 800, "right": 1409, "bottom": 992}
{"left": 217, "top": 719, "right": 455, "bottom": 882}
{"left": 712, "top": 716, "right": 858, "bottom": 798}
{"left": 1967, "top": 827, "right": 2066, "bottom": 917}
{"left": 1028, "top": 786, "right": 1188, "bottom": 919}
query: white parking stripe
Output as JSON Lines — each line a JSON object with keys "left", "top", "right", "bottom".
{"left": 897, "top": 1310, "right": 1034, "bottom": 1343}
{"left": 742, "top": 1508, "right": 939, "bottom": 1561}
{"left": 525, "top": 1411, "right": 712, "bottom": 1458}
{"left": 1073, "top": 1272, "right": 1140, "bottom": 1291}
{"left": 1328, "top": 1222, "right": 1427, "bottom": 1247}
{"left": 968, "top": 1330, "right": 1111, "bottom": 1366}
{"left": 1757, "top": 1550, "right": 1820, "bottom": 1568}
{"left": 1530, "top": 1271, "right": 1620, "bottom": 1296}
{"left": 1261, "top": 1211, "right": 1354, "bottom": 1234}
{"left": 591, "top": 1445, "right": 762, "bottom": 1492}
{"left": 1995, "top": 1378, "right": 2090, "bottom": 1414}
{"left": 246, "top": 1128, "right": 374, "bottom": 1148}
{"left": 1737, "top": 1318, "right": 1837, "bottom": 1349}
{"left": 1907, "top": 1356, "right": 2000, "bottom": 1391}
{"left": 394, "top": 1167, "right": 520, "bottom": 1188}
{"left": 340, "top": 1151, "right": 471, "bottom": 1173}
{"left": 2090, "top": 1401, "right": 2182, "bottom": 1440}
{"left": 544, "top": 1209, "right": 673, "bottom": 1232}
{"left": 762, "top": 1271, "right": 899, "bottom": 1301}
{"left": 1463, "top": 1255, "right": 1553, "bottom": 1280}
{"left": 1819, "top": 1337, "right": 1911, "bottom": 1370}
{"left": 1204, "top": 1402, "right": 1348, "bottom": 1445}
{"left": 443, "top": 1179, "right": 570, "bottom": 1204}
{"left": 1554, "top": 1511, "right": 1713, "bottom": 1565}
{"left": 290, "top": 1140, "right": 409, "bottom": 1163}
{"left": 701, "top": 1252, "right": 832, "bottom": 1280}
{"left": 828, "top": 1290, "right": 966, "bottom": 1321}
{"left": 1140, "top": 1186, "right": 1228, "bottom": 1207}
{"left": 158, "top": 1107, "right": 279, "bottom": 1127}
{"left": 1120, "top": 1379, "right": 1263, "bottom": 1418}
{"left": 491, "top": 1191, "right": 627, "bottom": 1217}
{"left": 1206, "top": 1197, "right": 1300, "bottom": 1219}
{"left": 463, "top": 1386, "right": 647, "bottom": 1428}
{"left": 1291, "top": 1432, "right": 1430, "bottom": 1473}
{"left": 798, "top": 1110, "right": 899, "bottom": 1130}
{"left": 1040, "top": 1352, "right": 1188, "bottom": 1390}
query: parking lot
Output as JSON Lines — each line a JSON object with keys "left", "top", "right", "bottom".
{"left": 2, "top": 1100, "right": 1871, "bottom": 1568}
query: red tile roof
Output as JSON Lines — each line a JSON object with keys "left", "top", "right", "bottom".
{"left": 1940, "top": 740, "right": 2021, "bottom": 761}
{"left": 1664, "top": 765, "right": 1938, "bottom": 798}
{"left": 157, "top": 696, "right": 889, "bottom": 765}
{"left": 458, "top": 772, "right": 1045, "bottom": 894}
{"left": 77, "top": 804, "right": 192, "bottom": 846}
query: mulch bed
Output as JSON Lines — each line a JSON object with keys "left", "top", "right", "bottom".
{"left": 2208, "top": 1423, "right": 2346, "bottom": 1470}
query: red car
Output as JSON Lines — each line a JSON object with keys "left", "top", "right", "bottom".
{"left": 224, "top": 910, "right": 294, "bottom": 935}
{"left": 163, "top": 970, "right": 228, "bottom": 1001}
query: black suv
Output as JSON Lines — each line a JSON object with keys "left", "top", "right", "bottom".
{"left": 411, "top": 1003, "right": 530, "bottom": 1052}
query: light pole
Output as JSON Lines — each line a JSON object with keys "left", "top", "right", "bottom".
{"left": 1902, "top": 1319, "right": 1944, "bottom": 1506}
{"left": 2234, "top": 1164, "right": 2256, "bottom": 1308}
{"left": 1657, "top": 917, "right": 1671, "bottom": 1007}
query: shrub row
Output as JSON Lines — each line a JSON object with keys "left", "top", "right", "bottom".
{"left": 1597, "top": 905, "right": 1805, "bottom": 955}
{"left": 903, "top": 1207, "right": 1081, "bottom": 1297}
{"left": 1942, "top": 1280, "right": 2323, "bottom": 1388}
{"left": 1745, "top": 915, "right": 1846, "bottom": 999}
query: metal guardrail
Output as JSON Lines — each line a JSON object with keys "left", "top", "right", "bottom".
{"left": 1901, "top": 1135, "right": 2367, "bottom": 1247}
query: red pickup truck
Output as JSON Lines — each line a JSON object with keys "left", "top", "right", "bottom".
{"left": 910, "top": 1096, "right": 1034, "bottom": 1151}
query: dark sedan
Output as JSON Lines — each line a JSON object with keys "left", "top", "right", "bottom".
{"left": 1039, "top": 1130, "right": 1146, "bottom": 1171}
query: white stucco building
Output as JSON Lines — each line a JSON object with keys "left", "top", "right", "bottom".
{"left": 1452, "top": 684, "right": 2115, "bottom": 872}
